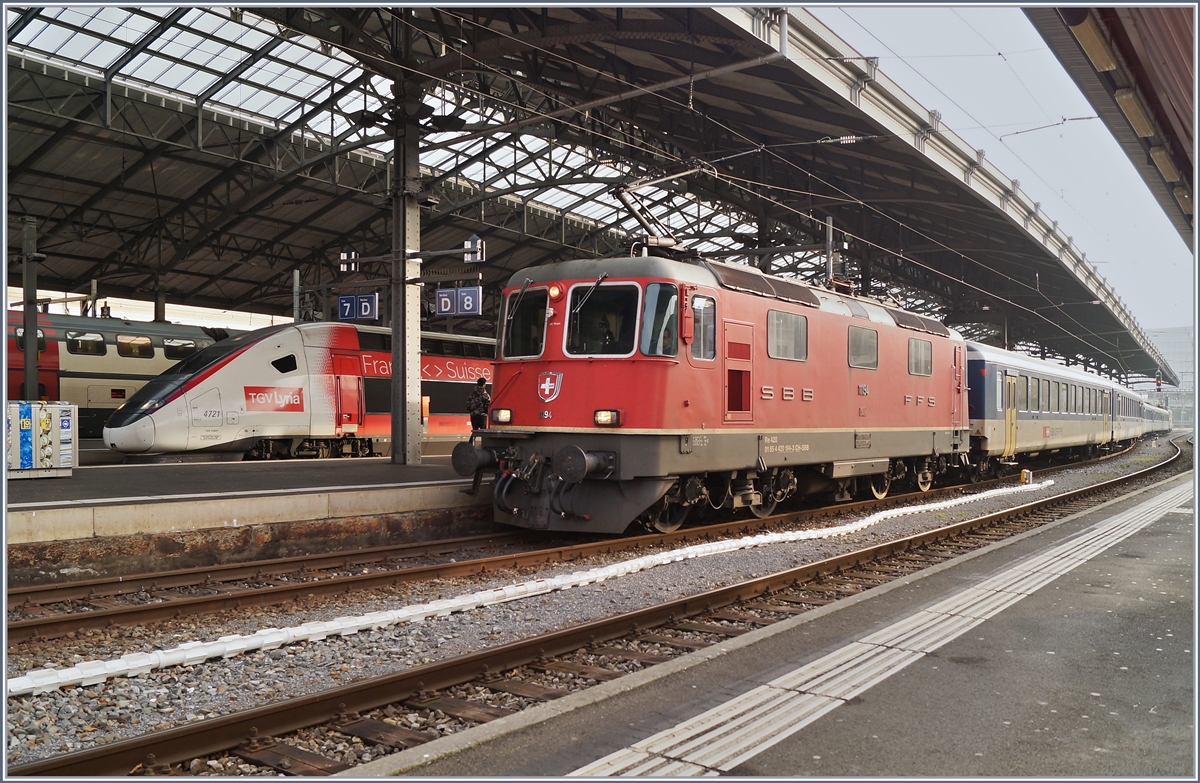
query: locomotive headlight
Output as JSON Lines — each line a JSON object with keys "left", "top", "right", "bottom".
{"left": 491, "top": 408, "right": 512, "bottom": 423}
{"left": 594, "top": 409, "right": 622, "bottom": 427}
{"left": 548, "top": 284, "right": 564, "bottom": 301}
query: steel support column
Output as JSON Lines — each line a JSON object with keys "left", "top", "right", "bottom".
{"left": 21, "top": 217, "right": 41, "bottom": 401}
{"left": 390, "top": 89, "right": 423, "bottom": 464}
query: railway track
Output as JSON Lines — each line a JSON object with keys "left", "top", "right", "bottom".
{"left": 3, "top": 442, "right": 1155, "bottom": 646}
{"left": 8, "top": 434, "right": 1188, "bottom": 776}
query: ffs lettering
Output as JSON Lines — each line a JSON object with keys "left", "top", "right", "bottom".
{"left": 244, "top": 386, "right": 305, "bottom": 412}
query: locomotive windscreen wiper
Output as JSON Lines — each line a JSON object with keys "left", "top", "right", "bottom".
{"left": 506, "top": 278, "right": 534, "bottom": 322}
{"left": 572, "top": 272, "right": 609, "bottom": 315}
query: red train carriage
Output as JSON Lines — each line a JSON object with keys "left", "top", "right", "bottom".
{"left": 455, "top": 255, "right": 971, "bottom": 534}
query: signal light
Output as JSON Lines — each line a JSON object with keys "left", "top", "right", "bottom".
{"left": 548, "top": 284, "right": 563, "bottom": 301}
{"left": 491, "top": 408, "right": 512, "bottom": 423}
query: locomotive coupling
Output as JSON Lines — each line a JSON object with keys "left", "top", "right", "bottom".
{"left": 451, "top": 441, "right": 499, "bottom": 476}
{"left": 553, "top": 445, "right": 616, "bottom": 483}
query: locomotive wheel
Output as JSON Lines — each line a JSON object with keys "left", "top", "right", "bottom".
{"left": 748, "top": 496, "right": 778, "bottom": 518}
{"left": 916, "top": 471, "right": 933, "bottom": 492}
{"left": 869, "top": 473, "right": 890, "bottom": 499}
{"left": 645, "top": 499, "right": 691, "bottom": 533}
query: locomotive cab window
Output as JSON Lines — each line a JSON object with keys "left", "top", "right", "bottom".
{"left": 640, "top": 283, "right": 678, "bottom": 357}
{"left": 907, "top": 338, "right": 932, "bottom": 376}
{"left": 14, "top": 327, "right": 45, "bottom": 353}
{"left": 565, "top": 283, "right": 638, "bottom": 356}
{"left": 502, "top": 288, "right": 549, "bottom": 359}
{"left": 767, "top": 310, "right": 807, "bottom": 361}
{"left": 848, "top": 325, "right": 878, "bottom": 369}
{"left": 690, "top": 295, "right": 716, "bottom": 360}
{"left": 65, "top": 330, "right": 106, "bottom": 356}
{"left": 164, "top": 338, "right": 200, "bottom": 360}
{"left": 117, "top": 334, "right": 154, "bottom": 358}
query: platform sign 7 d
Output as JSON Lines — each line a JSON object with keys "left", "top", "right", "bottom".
{"left": 338, "top": 293, "right": 378, "bottom": 321}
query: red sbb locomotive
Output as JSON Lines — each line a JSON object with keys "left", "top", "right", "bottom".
{"left": 454, "top": 255, "right": 971, "bottom": 534}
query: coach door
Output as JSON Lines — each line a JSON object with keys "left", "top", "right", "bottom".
{"left": 723, "top": 321, "right": 753, "bottom": 423}
{"left": 951, "top": 345, "right": 964, "bottom": 446}
{"left": 1100, "top": 391, "right": 1110, "bottom": 444}
{"left": 1002, "top": 374, "right": 1017, "bottom": 458}
{"left": 333, "top": 354, "right": 362, "bottom": 434}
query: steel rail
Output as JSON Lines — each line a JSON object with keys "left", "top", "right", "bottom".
{"left": 4, "top": 444, "right": 1143, "bottom": 645}
{"left": 7, "top": 532, "right": 531, "bottom": 604}
{"left": 9, "top": 437, "right": 1183, "bottom": 777}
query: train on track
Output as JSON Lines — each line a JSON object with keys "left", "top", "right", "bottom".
{"left": 6, "top": 311, "right": 233, "bottom": 438}
{"left": 100, "top": 321, "right": 494, "bottom": 459}
{"left": 453, "top": 253, "right": 1171, "bottom": 534}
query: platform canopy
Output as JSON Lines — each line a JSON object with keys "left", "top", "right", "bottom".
{"left": 5, "top": 6, "right": 1176, "bottom": 384}
{"left": 1025, "top": 7, "right": 1193, "bottom": 253}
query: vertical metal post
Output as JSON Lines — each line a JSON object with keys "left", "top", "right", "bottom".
{"left": 21, "top": 217, "right": 40, "bottom": 400}
{"left": 154, "top": 286, "right": 166, "bottom": 322}
{"left": 824, "top": 216, "right": 834, "bottom": 283}
{"left": 391, "top": 86, "right": 423, "bottom": 464}
{"left": 293, "top": 269, "right": 301, "bottom": 322}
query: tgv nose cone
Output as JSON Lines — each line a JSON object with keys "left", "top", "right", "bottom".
{"left": 103, "top": 416, "right": 155, "bottom": 453}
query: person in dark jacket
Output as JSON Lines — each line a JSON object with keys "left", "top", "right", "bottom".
{"left": 466, "top": 377, "right": 490, "bottom": 432}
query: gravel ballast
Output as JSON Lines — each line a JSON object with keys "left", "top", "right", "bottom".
{"left": 5, "top": 437, "right": 1183, "bottom": 769}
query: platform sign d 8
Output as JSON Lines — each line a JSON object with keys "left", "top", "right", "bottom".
{"left": 456, "top": 286, "right": 482, "bottom": 316}
{"left": 435, "top": 289, "right": 457, "bottom": 316}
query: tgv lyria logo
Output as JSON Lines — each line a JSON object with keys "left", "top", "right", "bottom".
{"left": 244, "top": 386, "right": 304, "bottom": 412}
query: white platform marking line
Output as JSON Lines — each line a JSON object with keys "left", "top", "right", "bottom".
{"left": 569, "top": 481, "right": 1193, "bottom": 776}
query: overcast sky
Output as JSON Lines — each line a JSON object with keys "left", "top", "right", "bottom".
{"left": 808, "top": 5, "right": 1195, "bottom": 333}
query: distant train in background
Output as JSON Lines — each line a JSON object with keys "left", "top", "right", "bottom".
{"left": 6, "top": 311, "right": 233, "bottom": 438}
{"left": 101, "top": 320, "right": 494, "bottom": 459}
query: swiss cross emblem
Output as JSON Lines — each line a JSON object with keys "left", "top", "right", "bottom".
{"left": 537, "top": 371, "right": 563, "bottom": 403}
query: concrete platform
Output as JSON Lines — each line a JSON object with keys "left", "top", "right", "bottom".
{"left": 6, "top": 456, "right": 488, "bottom": 546}
{"left": 348, "top": 472, "right": 1195, "bottom": 778}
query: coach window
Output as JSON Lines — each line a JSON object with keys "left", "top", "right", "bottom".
{"left": 1041, "top": 379, "right": 1050, "bottom": 411}
{"left": 691, "top": 296, "right": 716, "bottom": 360}
{"left": 164, "top": 338, "right": 199, "bottom": 360}
{"left": 502, "top": 288, "right": 548, "bottom": 359}
{"left": 1051, "top": 381, "right": 1060, "bottom": 412}
{"left": 65, "top": 330, "right": 106, "bottom": 356}
{"left": 117, "top": 334, "right": 154, "bottom": 358}
{"left": 14, "top": 327, "right": 45, "bottom": 353}
{"left": 907, "top": 338, "right": 932, "bottom": 376}
{"left": 1029, "top": 376, "right": 1039, "bottom": 411}
{"left": 1017, "top": 375, "right": 1028, "bottom": 410}
{"left": 566, "top": 283, "right": 638, "bottom": 356}
{"left": 767, "top": 310, "right": 807, "bottom": 361}
{"left": 848, "top": 325, "right": 878, "bottom": 369}
{"left": 640, "top": 283, "right": 678, "bottom": 357}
